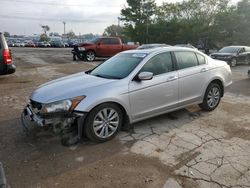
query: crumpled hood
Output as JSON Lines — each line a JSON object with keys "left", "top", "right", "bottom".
{"left": 30, "top": 72, "right": 115, "bottom": 103}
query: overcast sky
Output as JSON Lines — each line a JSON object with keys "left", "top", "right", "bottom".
{"left": 0, "top": 0, "right": 239, "bottom": 36}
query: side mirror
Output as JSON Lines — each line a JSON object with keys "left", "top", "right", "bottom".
{"left": 97, "top": 42, "right": 101, "bottom": 46}
{"left": 137, "top": 72, "right": 153, "bottom": 81}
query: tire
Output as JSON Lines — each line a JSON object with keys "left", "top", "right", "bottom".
{"left": 199, "top": 83, "right": 222, "bottom": 111}
{"left": 84, "top": 103, "right": 123, "bottom": 142}
{"left": 86, "top": 51, "right": 96, "bottom": 62}
{"left": 230, "top": 58, "right": 237, "bottom": 67}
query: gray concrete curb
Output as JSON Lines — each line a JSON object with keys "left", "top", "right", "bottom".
{"left": 0, "top": 162, "right": 7, "bottom": 188}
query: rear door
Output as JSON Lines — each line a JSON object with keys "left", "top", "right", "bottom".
{"left": 96, "top": 38, "right": 122, "bottom": 57}
{"left": 174, "top": 51, "right": 210, "bottom": 106}
{"left": 96, "top": 38, "right": 110, "bottom": 57}
{"left": 238, "top": 47, "right": 250, "bottom": 64}
{"left": 108, "top": 38, "right": 122, "bottom": 55}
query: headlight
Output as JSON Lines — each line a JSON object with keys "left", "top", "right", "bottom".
{"left": 41, "top": 96, "right": 85, "bottom": 113}
{"left": 78, "top": 47, "right": 85, "bottom": 51}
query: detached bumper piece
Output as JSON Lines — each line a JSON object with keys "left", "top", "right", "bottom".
{"left": 72, "top": 49, "right": 86, "bottom": 61}
{"left": 0, "top": 162, "right": 7, "bottom": 188}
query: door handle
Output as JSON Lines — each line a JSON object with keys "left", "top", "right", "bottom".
{"left": 200, "top": 68, "right": 209, "bottom": 72}
{"left": 167, "top": 76, "right": 178, "bottom": 82}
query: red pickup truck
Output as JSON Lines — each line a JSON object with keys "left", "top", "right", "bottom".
{"left": 72, "top": 37, "right": 138, "bottom": 61}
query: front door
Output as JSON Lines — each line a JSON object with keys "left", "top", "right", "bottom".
{"left": 129, "top": 52, "right": 179, "bottom": 122}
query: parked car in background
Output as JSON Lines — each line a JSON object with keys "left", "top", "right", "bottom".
{"left": 137, "top": 43, "right": 170, "bottom": 49}
{"left": 0, "top": 32, "right": 16, "bottom": 75}
{"left": 72, "top": 37, "right": 138, "bottom": 61}
{"left": 210, "top": 46, "right": 250, "bottom": 67}
{"left": 22, "top": 47, "right": 232, "bottom": 144}
{"left": 64, "top": 42, "right": 69, "bottom": 48}
{"left": 25, "top": 41, "right": 36, "bottom": 47}
{"left": 50, "top": 40, "right": 65, "bottom": 48}
{"left": 175, "top": 43, "right": 197, "bottom": 49}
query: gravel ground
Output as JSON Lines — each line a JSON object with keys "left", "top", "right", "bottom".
{"left": 0, "top": 48, "right": 249, "bottom": 188}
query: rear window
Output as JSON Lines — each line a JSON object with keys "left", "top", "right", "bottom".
{"left": 0, "top": 34, "right": 2, "bottom": 49}
{"left": 246, "top": 47, "right": 250, "bottom": 52}
{"left": 196, "top": 53, "right": 206, "bottom": 65}
{"left": 0, "top": 34, "right": 8, "bottom": 49}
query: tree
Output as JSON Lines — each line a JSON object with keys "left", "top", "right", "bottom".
{"left": 103, "top": 25, "right": 124, "bottom": 37}
{"left": 4, "top": 32, "right": 10, "bottom": 37}
{"left": 121, "top": 0, "right": 157, "bottom": 44}
{"left": 40, "top": 33, "right": 49, "bottom": 42}
{"left": 41, "top": 25, "right": 50, "bottom": 34}
{"left": 66, "top": 31, "right": 76, "bottom": 39}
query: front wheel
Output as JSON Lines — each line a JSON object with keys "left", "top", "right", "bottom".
{"left": 84, "top": 103, "right": 123, "bottom": 142}
{"left": 199, "top": 83, "right": 222, "bottom": 111}
{"left": 86, "top": 51, "right": 96, "bottom": 62}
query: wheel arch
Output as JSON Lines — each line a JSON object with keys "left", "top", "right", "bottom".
{"left": 85, "top": 101, "right": 131, "bottom": 127}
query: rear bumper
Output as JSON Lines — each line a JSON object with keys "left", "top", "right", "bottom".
{"left": 0, "top": 64, "right": 16, "bottom": 75}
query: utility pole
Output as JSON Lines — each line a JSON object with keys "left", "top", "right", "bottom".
{"left": 63, "top": 21, "right": 66, "bottom": 35}
{"left": 118, "top": 17, "right": 121, "bottom": 26}
{"left": 146, "top": 8, "right": 149, "bottom": 44}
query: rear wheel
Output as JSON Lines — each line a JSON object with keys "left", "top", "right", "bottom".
{"left": 86, "top": 51, "right": 96, "bottom": 62}
{"left": 199, "top": 83, "right": 222, "bottom": 111}
{"left": 84, "top": 103, "right": 123, "bottom": 142}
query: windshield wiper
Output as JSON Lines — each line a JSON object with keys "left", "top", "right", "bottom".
{"left": 93, "top": 74, "right": 121, "bottom": 79}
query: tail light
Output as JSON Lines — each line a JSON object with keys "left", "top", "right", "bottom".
{"left": 3, "top": 49, "right": 12, "bottom": 64}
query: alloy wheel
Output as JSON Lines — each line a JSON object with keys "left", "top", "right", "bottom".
{"left": 86, "top": 51, "right": 95, "bottom": 61}
{"left": 93, "top": 108, "right": 120, "bottom": 139}
{"left": 207, "top": 87, "right": 220, "bottom": 109}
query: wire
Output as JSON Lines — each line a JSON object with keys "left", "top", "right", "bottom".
{"left": 0, "top": 0, "right": 122, "bottom": 7}
{"left": 0, "top": 14, "right": 113, "bottom": 23}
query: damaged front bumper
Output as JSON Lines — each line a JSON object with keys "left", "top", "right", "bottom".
{"left": 21, "top": 104, "right": 85, "bottom": 134}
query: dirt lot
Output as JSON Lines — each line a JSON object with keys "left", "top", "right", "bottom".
{"left": 0, "top": 48, "right": 250, "bottom": 188}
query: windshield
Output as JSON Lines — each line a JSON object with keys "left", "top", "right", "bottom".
{"left": 219, "top": 47, "right": 240, "bottom": 53}
{"left": 89, "top": 38, "right": 100, "bottom": 44}
{"left": 90, "top": 53, "right": 147, "bottom": 79}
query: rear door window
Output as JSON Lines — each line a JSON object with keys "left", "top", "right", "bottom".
{"left": 109, "top": 38, "right": 120, "bottom": 45}
{"left": 101, "top": 38, "right": 110, "bottom": 45}
{"left": 175, "top": 51, "right": 199, "bottom": 70}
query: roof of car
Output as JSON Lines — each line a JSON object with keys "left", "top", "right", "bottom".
{"left": 224, "top": 45, "right": 249, "bottom": 48}
{"left": 122, "top": 46, "right": 199, "bottom": 55}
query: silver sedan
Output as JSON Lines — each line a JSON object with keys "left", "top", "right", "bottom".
{"left": 22, "top": 47, "right": 232, "bottom": 144}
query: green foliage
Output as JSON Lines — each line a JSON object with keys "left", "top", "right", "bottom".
{"left": 66, "top": 31, "right": 76, "bottom": 39}
{"left": 3, "top": 32, "right": 10, "bottom": 37}
{"left": 120, "top": 0, "right": 250, "bottom": 48}
{"left": 41, "top": 25, "right": 50, "bottom": 34}
{"left": 121, "top": 0, "right": 157, "bottom": 44}
{"left": 40, "top": 33, "right": 49, "bottom": 42}
{"left": 103, "top": 25, "right": 124, "bottom": 37}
